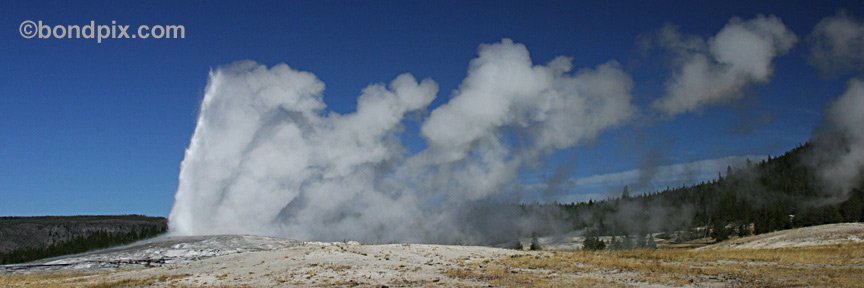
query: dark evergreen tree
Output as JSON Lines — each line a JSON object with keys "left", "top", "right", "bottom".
{"left": 582, "top": 230, "right": 606, "bottom": 251}
{"left": 622, "top": 185, "right": 630, "bottom": 200}
{"left": 529, "top": 234, "right": 542, "bottom": 251}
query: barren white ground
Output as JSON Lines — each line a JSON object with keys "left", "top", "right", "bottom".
{"left": 698, "top": 222, "right": 864, "bottom": 249}
{"left": 3, "top": 235, "right": 524, "bottom": 286}
{"left": 3, "top": 223, "right": 863, "bottom": 287}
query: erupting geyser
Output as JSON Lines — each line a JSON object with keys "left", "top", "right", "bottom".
{"left": 169, "top": 16, "right": 861, "bottom": 244}
{"left": 168, "top": 39, "right": 636, "bottom": 244}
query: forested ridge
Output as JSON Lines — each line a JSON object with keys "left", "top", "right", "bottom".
{"left": 0, "top": 215, "right": 167, "bottom": 264}
{"left": 556, "top": 143, "right": 864, "bottom": 241}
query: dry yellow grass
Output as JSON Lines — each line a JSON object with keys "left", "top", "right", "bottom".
{"left": 444, "top": 243, "right": 864, "bottom": 287}
{"left": 0, "top": 271, "right": 101, "bottom": 287}
{"left": 0, "top": 271, "right": 192, "bottom": 288}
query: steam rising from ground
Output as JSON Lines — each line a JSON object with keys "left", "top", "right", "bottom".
{"left": 169, "top": 39, "right": 635, "bottom": 243}
{"left": 806, "top": 12, "right": 864, "bottom": 201}
{"left": 808, "top": 79, "right": 864, "bottom": 200}
{"left": 651, "top": 15, "right": 797, "bottom": 115}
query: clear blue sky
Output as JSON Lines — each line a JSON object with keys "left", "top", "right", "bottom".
{"left": 1, "top": 0, "right": 861, "bottom": 216}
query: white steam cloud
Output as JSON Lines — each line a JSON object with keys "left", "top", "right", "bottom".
{"left": 807, "top": 12, "right": 864, "bottom": 201}
{"left": 651, "top": 15, "right": 797, "bottom": 115}
{"left": 809, "top": 79, "right": 864, "bottom": 199}
{"left": 809, "top": 11, "right": 864, "bottom": 76}
{"left": 169, "top": 39, "right": 635, "bottom": 244}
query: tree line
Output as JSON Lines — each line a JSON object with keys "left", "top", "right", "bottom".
{"left": 552, "top": 143, "right": 863, "bottom": 249}
{"left": 0, "top": 217, "right": 167, "bottom": 264}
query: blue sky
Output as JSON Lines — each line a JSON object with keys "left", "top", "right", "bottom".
{"left": 1, "top": 0, "right": 862, "bottom": 216}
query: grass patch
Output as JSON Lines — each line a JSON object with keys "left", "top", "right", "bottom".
{"left": 0, "top": 271, "right": 192, "bottom": 288}
{"left": 445, "top": 243, "right": 864, "bottom": 287}
{"left": 0, "top": 271, "right": 100, "bottom": 287}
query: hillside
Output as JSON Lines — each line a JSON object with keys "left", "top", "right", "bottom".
{"left": 0, "top": 215, "right": 167, "bottom": 264}
{"left": 558, "top": 143, "right": 864, "bottom": 240}
{"left": 700, "top": 222, "right": 864, "bottom": 249}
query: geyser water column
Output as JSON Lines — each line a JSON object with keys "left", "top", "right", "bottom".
{"left": 169, "top": 39, "right": 636, "bottom": 244}
{"left": 169, "top": 61, "right": 437, "bottom": 237}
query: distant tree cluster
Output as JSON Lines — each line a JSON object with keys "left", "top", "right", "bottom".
{"left": 582, "top": 229, "right": 605, "bottom": 251}
{"left": 606, "top": 234, "right": 656, "bottom": 250}
{"left": 559, "top": 143, "right": 864, "bottom": 245}
{"left": 582, "top": 232, "right": 656, "bottom": 251}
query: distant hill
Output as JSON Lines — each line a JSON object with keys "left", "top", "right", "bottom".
{"left": 0, "top": 215, "right": 166, "bottom": 264}
{"left": 558, "top": 143, "right": 864, "bottom": 240}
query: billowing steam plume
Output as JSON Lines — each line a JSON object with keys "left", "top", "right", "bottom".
{"left": 169, "top": 39, "right": 635, "bottom": 243}
{"left": 806, "top": 12, "right": 864, "bottom": 201}
{"left": 169, "top": 14, "right": 813, "bottom": 243}
{"left": 808, "top": 79, "right": 864, "bottom": 200}
{"left": 808, "top": 11, "right": 864, "bottom": 76}
{"left": 651, "top": 15, "right": 797, "bottom": 115}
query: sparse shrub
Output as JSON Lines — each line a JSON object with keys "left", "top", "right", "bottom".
{"left": 737, "top": 224, "right": 754, "bottom": 237}
{"left": 582, "top": 230, "right": 605, "bottom": 251}
{"left": 529, "top": 234, "right": 542, "bottom": 251}
{"left": 711, "top": 224, "right": 732, "bottom": 242}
